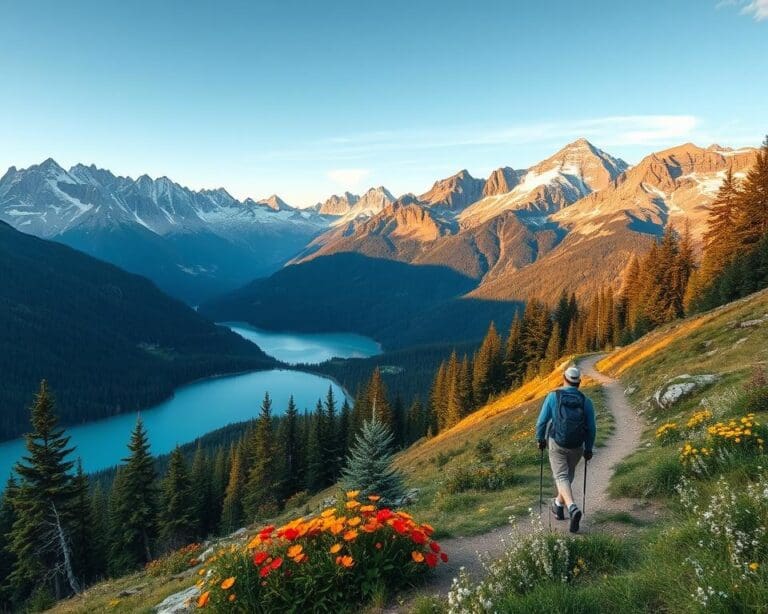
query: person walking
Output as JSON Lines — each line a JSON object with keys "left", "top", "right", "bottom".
{"left": 535, "top": 365, "right": 596, "bottom": 533}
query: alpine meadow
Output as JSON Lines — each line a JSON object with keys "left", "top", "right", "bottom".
{"left": 1, "top": 1, "right": 768, "bottom": 613}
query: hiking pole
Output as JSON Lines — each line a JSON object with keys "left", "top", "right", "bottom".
{"left": 539, "top": 447, "right": 544, "bottom": 519}
{"left": 582, "top": 458, "right": 588, "bottom": 518}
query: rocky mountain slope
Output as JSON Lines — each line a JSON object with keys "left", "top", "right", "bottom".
{"left": 0, "top": 160, "right": 328, "bottom": 302}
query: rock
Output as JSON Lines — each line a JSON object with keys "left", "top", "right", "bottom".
{"left": 705, "top": 349, "right": 718, "bottom": 357}
{"left": 118, "top": 584, "right": 146, "bottom": 597}
{"left": 230, "top": 528, "right": 247, "bottom": 539}
{"left": 198, "top": 546, "right": 215, "bottom": 563}
{"left": 155, "top": 585, "right": 200, "bottom": 613}
{"left": 734, "top": 337, "right": 748, "bottom": 346}
{"left": 653, "top": 374, "right": 719, "bottom": 409}
{"left": 739, "top": 315, "right": 768, "bottom": 328}
{"left": 624, "top": 385, "right": 638, "bottom": 395}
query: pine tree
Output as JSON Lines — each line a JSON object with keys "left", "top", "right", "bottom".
{"left": 473, "top": 322, "right": 503, "bottom": 404}
{"left": 736, "top": 136, "right": 768, "bottom": 246}
{"left": 367, "top": 368, "right": 392, "bottom": 427}
{"left": 88, "top": 481, "right": 108, "bottom": 580}
{"left": 243, "top": 393, "right": 278, "bottom": 520}
{"left": 159, "top": 447, "right": 195, "bottom": 550}
{"left": 458, "top": 355, "right": 474, "bottom": 416}
{"left": 504, "top": 314, "right": 525, "bottom": 387}
{"left": 220, "top": 445, "right": 245, "bottom": 533}
{"left": 428, "top": 361, "right": 447, "bottom": 434}
{"left": 391, "top": 394, "right": 405, "bottom": 448}
{"left": 539, "top": 322, "right": 562, "bottom": 375}
{"left": 70, "top": 460, "right": 96, "bottom": 585}
{"left": 109, "top": 417, "right": 157, "bottom": 572}
{"left": 323, "top": 387, "right": 341, "bottom": 482}
{"left": 9, "top": 381, "right": 78, "bottom": 600}
{"left": 210, "top": 446, "right": 229, "bottom": 532}
{"left": 304, "top": 400, "right": 326, "bottom": 492}
{"left": 280, "top": 396, "right": 303, "bottom": 498}
{"left": 0, "top": 476, "right": 19, "bottom": 609}
{"left": 521, "top": 302, "right": 551, "bottom": 378}
{"left": 341, "top": 419, "right": 405, "bottom": 503}
{"left": 189, "top": 444, "right": 210, "bottom": 538}
{"left": 338, "top": 398, "right": 351, "bottom": 458}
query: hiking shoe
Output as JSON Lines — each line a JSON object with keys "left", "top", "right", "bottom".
{"left": 551, "top": 499, "right": 565, "bottom": 520}
{"left": 568, "top": 505, "right": 582, "bottom": 533}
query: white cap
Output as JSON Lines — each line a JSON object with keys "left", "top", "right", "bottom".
{"left": 564, "top": 366, "right": 581, "bottom": 385}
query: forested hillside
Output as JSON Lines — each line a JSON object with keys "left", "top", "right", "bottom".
{"left": 0, "top": 221, "right": 276, "bottom": 440}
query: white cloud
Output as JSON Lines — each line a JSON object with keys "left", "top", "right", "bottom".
{"left": 327, "top": 168, "right": 370, "bottom": 188}
{"left": 718, "top": 0, "right": 768, "bottom": 20}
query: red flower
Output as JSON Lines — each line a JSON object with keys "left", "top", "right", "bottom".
{"left": 411, "top": 530, "right": 427, "bottom": 545}
{"left": 282, "top": 527, "right": 299, "bottom": 541}
{"left": 440, "top": 552, "right": 449, "bottom": 563}
{"left": 259, "top": 525, "right": 275, "bottom": 537}
{"left": 270, "top": 557, "right": 284, "bottom": 570}
{"left": 259, "top": 566, "right": 271, "bottom": 578}
{"left": 425, "top": 552, "right": 438, "bottom": 568}
{"left": 392, "top": 519, "right": 408, "bottom": 534}
{"left": 430, "top": 541, "right": 441, "bottom": 553}
{"left": 376, "top": 509, "right": 394, "bottom": 522}
{"left": 252, "top": 551, "right": 269, "bottom": 566}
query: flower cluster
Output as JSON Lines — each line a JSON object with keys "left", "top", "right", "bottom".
{"left": 655, "top": 421, "right": 679, "bottom": 443}
{"left": 686, "top": 409, "right": 713, "bottom": 429}
{"left": 677, "top": 472, "right": 767, "bottom": 609}
{"left": 679, "top": 412, "right": 765, "bottom": 474}
{"left": 448, "top": 513, "right": 575, "bottom": 613}
{"left": 197, "top": 491, "right": 446, "bottom": 611}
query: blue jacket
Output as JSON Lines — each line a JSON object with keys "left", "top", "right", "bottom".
{"left": 535, "top": 386, "right": 596, "bottom": 452}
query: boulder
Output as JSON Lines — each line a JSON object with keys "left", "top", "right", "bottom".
{"left": 653, "top": 374, "right": 719, "bottom": 409}
{"left": 155, "top": 585, "right": 200, "bottom": 614}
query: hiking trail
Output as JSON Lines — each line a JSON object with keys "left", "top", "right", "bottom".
{"left": 393, "top": 354, "right": 646, "bottom": 607}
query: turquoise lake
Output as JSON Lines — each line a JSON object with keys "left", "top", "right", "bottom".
{"left": 223, "top": 322, "right": 382, "bottom": 364}
{"left": 0, "top": 327, "right": 380, "bottom": 480}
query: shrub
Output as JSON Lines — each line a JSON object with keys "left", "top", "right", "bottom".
{"left": 475, "top": 438, "right": 494, "bottom": 462}
{"left": 198, "top": 491, "right": 447, "bottom": 612}
{"left": 145, "top": 543, "right": 203, "bottom": 577}
{"left": 445, "top": 462, "right": 516, "bottom": 494}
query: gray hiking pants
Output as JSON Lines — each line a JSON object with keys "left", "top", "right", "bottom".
{"left": 548, "top": 438, "right": 583, "bottom": 503}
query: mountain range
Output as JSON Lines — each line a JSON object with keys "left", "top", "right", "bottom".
{"left": 1, "top": 139, "right": 758, "bottom": 341}
{"left": 0, "top": 160, "right": 328, "bottom": 302}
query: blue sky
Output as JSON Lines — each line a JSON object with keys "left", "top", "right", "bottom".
{"left": 0, "top": 0, "right": 766, "bottom": 206}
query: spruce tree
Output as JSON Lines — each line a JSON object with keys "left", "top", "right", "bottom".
{"left": 0, "top": 476, "right": 19, "bottom": 609}
{"left": 338, "top": 398, "right": 351, "bottom": 458}
{"left": 189, "top": 444, "right": 211, "bottom": 538}
{"left": 159, "top": 447, "right": 195, "bottom": 550}
{"left": 9, "top": 381, "right": 78, "bottom": 600}
{"left": 443, "top": 351, "right": 462, "bottom": 429}
{"left": 70, "top": 460, "right": 96, "bottom": 585}
{"left": 736, "top": 136, "right": 768, "bottom": 246}
{"left": 243, "top": 393, "right": 278, "bottom": 519}
{"left": 110, "top": 416, "right": 157, "bottom": 572}
{"left": 88, "top": 481, "right": 108, "bottom": 580}
{"left": 504, "top": 314, "right": 525, "bottom": 388}
{"left": 210, "top": 446, "right": 229, "bottom": 533}
{"left": 304, "top": 400, "right": 326, "bottom": 492}
{"left": 323, "top": 387, "right": 341, "bottom": 482}
{"left": 341, "top": 419, "right": 405, "bottom": 503}
{"left": 280, "top": 396, "right": 302, "bottom": 497}
{"left": 539, "top": 322, "right": 562, "bottom": 376}
{"left": 220, "top": 445, "right": 245, "bottom": 533}
{"left": 428, "top": 361, "right": 447, "bottom": 434}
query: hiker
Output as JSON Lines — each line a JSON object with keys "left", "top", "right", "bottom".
{"left": 535, "top": 366, "right": 596, "bottom": 533}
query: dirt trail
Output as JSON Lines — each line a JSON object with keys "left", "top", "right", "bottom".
{"left": 404, "top": 354, "right": 646, "bottom": 602}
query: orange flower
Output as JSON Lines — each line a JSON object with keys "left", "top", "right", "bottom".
{"left": 197, "top": 591, "right": 210, "bottom": 607}
{"left": 336, "top": 555, "right": 355, "bottom": 568}
{"left": 346, "top": 490, "right": 360, "bottom": 499}
{"left": 345, "top": 500, "right": 360, "bottom": 509}
{"left": 321, "top": 508, "right": 336, "bottom": 518}
{"left": 220, "top": 577, "right": 236, "bottom": 590}
{"left": 362, "top": 520, "right": 380, "bottom": 533}
{"left": 343, "top": 529, "right": 359, "bottom": 541}
{"left": 360, "top": 505, "right": 376, "bottom": 513}
{"left": 412, "top": 550, "right": 425, "bottom": 563}
{"left": 347, "top": 517, "right": 362, "bottom": 527}
{"left": 228, "top": 594, "right": 236, "bottom": 602}
{"left": 329, "top": 543, "right": 342, "bottom": 554}
{"left": 287, "top": 544, "right": 303, "bottom": 559}
{"left": 330, "top": 523, "right": 345, "bottom": 535}
{"left": 246, "top": 536, "right": 261, "bottom": 549}
{"left": 368, "top": 495, "right": 381, "bottom": 502}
